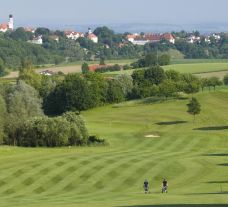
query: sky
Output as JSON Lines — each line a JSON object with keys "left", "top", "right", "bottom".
{"left": 0, "top": 0, "right": 228, "bottom": 27}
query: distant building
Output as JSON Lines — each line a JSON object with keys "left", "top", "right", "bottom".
{"left": 0, "top": 23, "right": 8, "bottom": 33}
{"left": 50, "top": 35, "right": 60, "bottom": 42}
{"left": 205, "top": 36, "right": 211, "bottom": 44}
{"left": 187, "top": 35, "right": 200, "bottom": 44}
{"left": 212, "top": 33, "right": 221, "bottom": 41}
{"left": 40, "top": 70, "right": 55, "bottom": 76}
{"left": 126, "top": 33, "right": 175, "bottom": 45}
{"left": 0, "top": 14, "right": 14, "bottom": 32}
{"left": 8, "top": 14, "right": 14, "bottom": 30}
{"left": 24, "top": 27, "right": 36, "bottom": 33}
{"left": 27, "top": 35, "right": 43, "bottom": 45}
{"left": 65, "top": 31, "right": 84, "bottom": 40}
{"left": 86, "top": 28, "right": 98, "bottom": 43}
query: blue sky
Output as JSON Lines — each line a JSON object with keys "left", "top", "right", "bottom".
{"left": 0, "top": 0, "right": 227, "bottom": 26}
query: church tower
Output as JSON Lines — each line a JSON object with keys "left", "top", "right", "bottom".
{"left": 88, "top": 28, "right": 92, "bottom": 34}
{"left": 8, "top": 14, "right": 14, "bottom": 30}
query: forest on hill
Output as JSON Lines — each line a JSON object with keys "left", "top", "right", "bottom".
{"left": 1, "top": 27, "right": 228, "bottom": 76}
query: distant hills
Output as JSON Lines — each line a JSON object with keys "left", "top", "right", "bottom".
{"left": 73, "top": 23, "right": 228, "bottom": 34}
{"left": 16, "top": 22, "right": 228, "bottom": 34}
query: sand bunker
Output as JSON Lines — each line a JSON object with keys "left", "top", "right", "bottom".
{"left": 145, "top": 134, "right": 160, "bottom": 138}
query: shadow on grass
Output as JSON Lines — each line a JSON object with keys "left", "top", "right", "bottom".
{"left": 204, "top": 154, "right": 228, "bottom": 157}
{"left": 194, "top": 126, "right": 228, "bottom": 131}
{"left": 187, "top": 192, "right": 228, "bottom": 195}
{"left": 142, "top": 97, "right": 166, "bottom": 105}
{"left": 218, "top": 163, "right": 228, "bottom": 167}
{"left": 156, "top": 121, "right": 188, "bottom": 126}
{"left": 118, "top": 204, "right": 228, "bottom": 207}
{"left": 208, "top": 181, "right": 228, "bottom": 184}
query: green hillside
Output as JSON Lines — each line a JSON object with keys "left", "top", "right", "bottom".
{"left": 0, "top": 89, "right": 228, "bottom": 207}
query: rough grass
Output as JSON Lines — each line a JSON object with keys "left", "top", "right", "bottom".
{"left": 0, "top": 88, "right": 228, "bottom": 207}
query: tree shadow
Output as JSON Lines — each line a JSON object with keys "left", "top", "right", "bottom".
{"left": 218, "top": 163, "right": 228, "bottom": 167}
{"left": 204, "top": 154, "right": 228, "bottom": 157}
{"left": 156, "top": 121, "right": 188, "bottom": 126}
{"left": 142, "top": 97, "right": 166, "bottom": 105}
{"left": 118, "top": 204, "right": 228, "bottom": 207}
{"left": 187, "top": 192, "right": 228, "bottom": 195}
{"left": 207, "top": 181, "right": 228, "bottom": 184}
{"left": 194, "top": 126, "right": 228, "bottom": 131}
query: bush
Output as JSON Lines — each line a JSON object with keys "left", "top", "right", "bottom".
{"left": 16, "top": 112, "right": 89, "bottom": 147}
{"left": 95, "top": 64, "right": 121, "bottom": 73}
{"left": 87, "top": 135, "right": 107, "bottom": 146}
{"left": 123, "top": 64, "right": 131, "bottom": 70}
{"left": 106, "top": 79, "right": 125, "bottom": 103}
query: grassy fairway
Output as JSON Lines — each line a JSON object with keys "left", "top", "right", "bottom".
{"left": 0, "top": 89, "right": 228, "bottom": 207}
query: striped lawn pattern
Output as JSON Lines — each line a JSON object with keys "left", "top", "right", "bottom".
{"left": 0, "top": 90, "right": 228, "bottom": 207}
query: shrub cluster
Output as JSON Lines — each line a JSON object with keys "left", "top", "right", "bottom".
{"left": 95, "top": 64, "right": 121, "bottom": 73}
{"left": 16, "top": 112, "right": 89, "bottom": 147}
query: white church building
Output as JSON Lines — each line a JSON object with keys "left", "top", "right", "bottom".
{"left": 0, "top": 15, "right": 14, "bottom": 32}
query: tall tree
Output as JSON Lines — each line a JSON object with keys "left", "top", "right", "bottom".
{"left": 0, "top": 95, "right": 6, "bottom": 144}
{"left": 144, "top": 66, "right": 166, "bottom": 85}
{"left": 44, "top": 74, "right": 93, "bottom": 115}
{"left": 187, "top": 97, "right": 201, "bottom": 122}
{"left": 81, "top": 62, "right": 89, "bottom": 74}
{"left": 5, "top": 81, "right": 43, "bottom": 145}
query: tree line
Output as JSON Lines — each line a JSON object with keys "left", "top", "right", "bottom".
{"left": 0, "top": 78, "right": 106, "bottom": 147}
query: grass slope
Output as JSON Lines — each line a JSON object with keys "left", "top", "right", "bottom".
{"left": 0, "top": 89, "right": 228, "bottom": 207}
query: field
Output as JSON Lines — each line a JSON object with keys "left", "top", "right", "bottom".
{"left": 2, "top": 59, "right": 228, "bottom": 80}
{"left": 2, "top": 59, "right": 136, "bottom": 79}
{"left": 106, "top": 63, "right": 228, "bottom": 78}
{"left": 0, "top": 88, "right": 228, "bottom": 207}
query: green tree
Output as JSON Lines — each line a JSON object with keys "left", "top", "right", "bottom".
{"left": 82, "top": 62, "right": 89, "bottom": 74}
{"left": 18, "top": 68, "right": 42, "bottom": 91}
{"left": 85, "top": 72, "right": 108, "bottom": 106}
{"left": 158, "top": 54, "right": 171, "bottom": 66}
{"left": 144, "top": 66, "right": 166, "bottom": 85}
{"left": 10, "top": 27, "right": 33, "bottom": 41}
{"left": 200, "top": 78, "right": 209, "bottom": 91}
{"left": 187, "top": 97, "right": 201, "bottom": 122}
{"left": 159, "top": 80, "right": 177, "bottom": 100}
{"left": 224, "top": 74, "right": 228, "bottom": 85}
{"left": 116, "top": 74, "right": 133, "bottom": 97}
{"left": 44, "top": 74, "right": 92, "bottom": 115}
{"left": 208, "top": 77, "right": 223, "bottom": 90}
{"left": 106, "top": 79, "right": 125, "bottom": 103}
{"left": 5, "top": 81, "right": 43, "bottom": 145}
{"left": 35, "top": 27, "right": 50, "bottom": 36}
{"left": 17, "top": 112, "right": 89, "bottom": 147}
{"left": 62, "top": 111, "right": 89, "bottom": 145}
{"left": 145, "top": 53, "right": 157, "bottom": 66}
{"left": 181, "top": 73, "right": 200, "bottom": 95}
{"left": 39, "top": 76, "right": 57, "bottom": 98}
{"left": 0, "top": 57, "right": 6, "bottom": 77}
{"left": 165, "top": 70, "right": 180, "bottom": 82}
{"left": 131, "top": 70, "right": 145, "bottom": 85}
{"left": 100, "top": 57, "right": 106, "bottom": 65}
{"left": 0, "top": 95, "right": 6, "bottom": 144}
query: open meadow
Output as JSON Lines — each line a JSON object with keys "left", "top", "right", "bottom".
{"left": 0, "top": 88, "right": 228, "bottom": 207}
{"left": 2, "top": 59, "right": 228, "bottom": 80}
{"left": 107, "top": 63, "right": 228, "bottom": 79}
